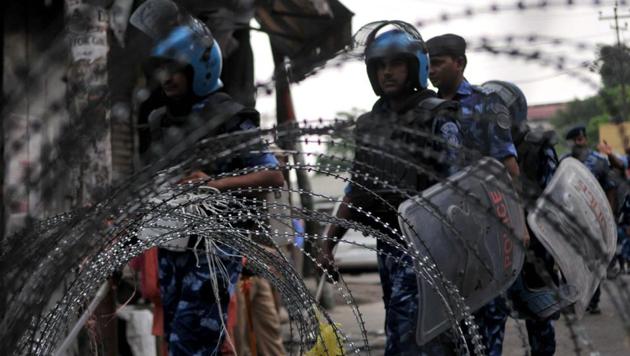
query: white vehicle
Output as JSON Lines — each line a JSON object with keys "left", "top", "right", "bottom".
{"left": 334, "top": 229, "right": 378, "bottom": 273}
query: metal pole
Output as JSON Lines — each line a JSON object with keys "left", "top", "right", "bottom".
{"left": 0, "top": 0, "right": 5, "bottom": 321}
{"left": 64, "top": 0, "right": 116, "bottom": 353}
{"left": 53, "top": 282, "right": 110, "bottom": 356}
{"left": 612, "top": 4, "right": 629, "bottom": 122}
{"left": 600, "top": 1, "right": 630, "bottom": 122}
{"left": 272, "top": 55, "right": 320, "bottom": 278}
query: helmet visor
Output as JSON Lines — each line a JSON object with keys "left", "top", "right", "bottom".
{"left": 130, "top": 0, "right": 181, "bottom": 40}
{"left": 129, "top": 0, "right": 214, "bottom": 44}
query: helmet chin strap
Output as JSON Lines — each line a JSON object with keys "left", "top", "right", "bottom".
{"left": 381, "top": 85, "right": 418, "bottom": 113}
{"left": 382, "top": 84, "right": 415, "bottom": 100}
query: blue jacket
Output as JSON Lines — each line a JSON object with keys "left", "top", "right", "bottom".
{"left": 445, "top": 79, "right": 518, "bottom": 161}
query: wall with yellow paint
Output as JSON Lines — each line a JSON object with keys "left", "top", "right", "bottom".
{"left": 599, "top": 123, "right": 630, "bottom": 154}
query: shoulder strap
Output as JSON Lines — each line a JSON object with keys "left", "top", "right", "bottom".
{"left": 197, "top": 93, "right": 257, "bottom": 135}
{"left": 518, "top": 133, "right": 544, "bottom": 182}
{"left": 470, "top": 84, "right": 482, "bottom": 92}
{"left": 518, "top": 130, "right": 558, "bottom": 185}
{"left": 415, "top": 97, "right": 459, "bottom": 132}
{"left": 470, "top": 84, "right": 490, "bottom": 96}
{"left": 411, "top": 97, "right": 461, "bottom": 154}
{"left": 417, "top": 97, "right": 459, "bottom": 112}
{"left": 148, "top": 107, "right": 167, "bottom": 142}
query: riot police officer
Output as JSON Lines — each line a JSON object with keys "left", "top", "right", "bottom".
{"left": 135, "top": 13, "right": 284, "bottom": 355}
{"left": 427, "top": 34, "right": 520, "bottom": 177}
{"left": 478, "top": 80, "right": 560, "bottom": 356}
{"left": 564, "top": 125, "right": 617, "bottom": 315}
{"left": 321, "top": 20, "right": 462, "bottom": 355}
{"left": 427, "top": 34, "right": 527, "bottom": 355}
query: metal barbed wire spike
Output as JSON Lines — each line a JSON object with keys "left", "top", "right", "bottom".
{"left": 2, "top": 114, "right": 630, "bottom": 355}
{"left": 4, "top": 2, "right": 630, "bottom": 355}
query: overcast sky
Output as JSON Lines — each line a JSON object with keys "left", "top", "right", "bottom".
{"left": 249, "top": 0, "right": 627, "bottom": 123}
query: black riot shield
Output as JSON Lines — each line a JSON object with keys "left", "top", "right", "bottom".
{"left": 398, "top": 157, "right": 526, "bottom": 345}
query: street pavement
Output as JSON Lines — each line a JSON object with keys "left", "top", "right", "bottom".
{"left": 285, "top": 273, "right": 630, "bottom": 355}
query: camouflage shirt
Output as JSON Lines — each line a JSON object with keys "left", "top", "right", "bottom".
{"left": 445, "top": 79, "right": 517, "bottom": 162}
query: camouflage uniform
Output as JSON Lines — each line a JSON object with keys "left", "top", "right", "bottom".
{"left": 441, "top": 79, "right": 522, "bottom": 356}
{"left": 452, "top": 80, "right": 517, "bottom": 162}
{"left": 147, "top": 92, "right": 279, "bottom": 356}
{"left": 567, "top": 150, "right": 616, "bottom": 192}
{"left": 476, "top": 285, "right": 557, "bottom": 356}
{"left": 378, "top": 252, "right": 458, "bottom": 356}
{"left": 158, "top": 247, "right": 242, "bottom": 355}
{"left": 346, "top": 90, "right": 462, "bottom": 355}
{"left": 525, "top": 319, "right": 556, "bottom": 356}
{"left": 472, "top": 297, "right": 508, "bottom": 355}
{"left": 479, "top": 138, "right": 560, "bottom": 356}
{"left": 618, "top": 195, "right": 630, "bottom": 263}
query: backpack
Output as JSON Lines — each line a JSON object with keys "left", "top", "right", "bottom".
{"left": 516, "top": 129, "right": 559, "bottom": 193}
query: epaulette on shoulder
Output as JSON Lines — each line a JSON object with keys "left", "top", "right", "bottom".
{"left": 417, "top": 97, "right": 459, "bottom": 112}
{"left": 148, "top": 106, "right": 167, "bottom": 139}
{"left": 200, "top": 92, "right": 261, "bottom": 131}
{"left": 470, "top": 84, "right": 495, "bottom": 96}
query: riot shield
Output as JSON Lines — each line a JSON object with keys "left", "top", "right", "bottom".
{"left": 129, "top": 0, "right": 181, "bottom": 40}
{"left": 527, "top": 157, "right": 616, "bottom": 318}
{"left": 130, "top": 0, "right": 214, "bottom": 40}
{"left": 398, "top": 157, "right": 526, "bottom": 346}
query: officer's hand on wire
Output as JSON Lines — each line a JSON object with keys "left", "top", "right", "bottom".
{"left": 178, "top": 170, "right": 224, "bottom": 190}
{"left": 178, "top": 170, "right": 209, "bottom": 184}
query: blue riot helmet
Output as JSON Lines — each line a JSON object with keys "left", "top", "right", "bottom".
{"left": 149, "top": 20, "right": 223, "bottom": 97}
{"left": 482, "top": 80, "right": 528, "bottom": 140}
{"left": 130, "top": 0, "right": 222, "bottom": 96}
{"left": 364, "top": 25, "right": 429, "bottom": 96}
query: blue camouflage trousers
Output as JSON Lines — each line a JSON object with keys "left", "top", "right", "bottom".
{"left": 474, "top": 297, "right": 556, "bottom": 356}
{"left": 158, "top": 247, "right": 242, "bottom": 356}
{"left": 617, "top": 225, "right": 630, "bottom": 261}
{"left": 378, "top": 252, "right": 456, "bottom": 356}
{"left": 525, "top": 319, "right": 556, "bottom": 356}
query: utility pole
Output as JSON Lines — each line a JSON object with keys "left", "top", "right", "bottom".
{"left": 600, "top": 1, "right": 630, "bottom": 123}
{"left": 64, "top": 0, "right": 116, "bottom": 354}
{"left": 271, "top": 55, "right": 319, "bottom": 274}
{"left": 0, "top": 0, "right": 5, "bottom": 322}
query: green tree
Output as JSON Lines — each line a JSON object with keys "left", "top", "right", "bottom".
{"left": 550, "top": 44, "right": 630, "bottom": 151}
{"left": 551, "top": 96, "right": 600, "bottom": 135}
{"left": 599, "top": 45, "right": 630, "bottom": 89}
{"left": 586, "top": 114, "right": 609, "bottom": 144}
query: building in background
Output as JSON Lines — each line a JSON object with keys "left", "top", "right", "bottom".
{"left": 528, "top": 102, "right": 567, "bottom": 131}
